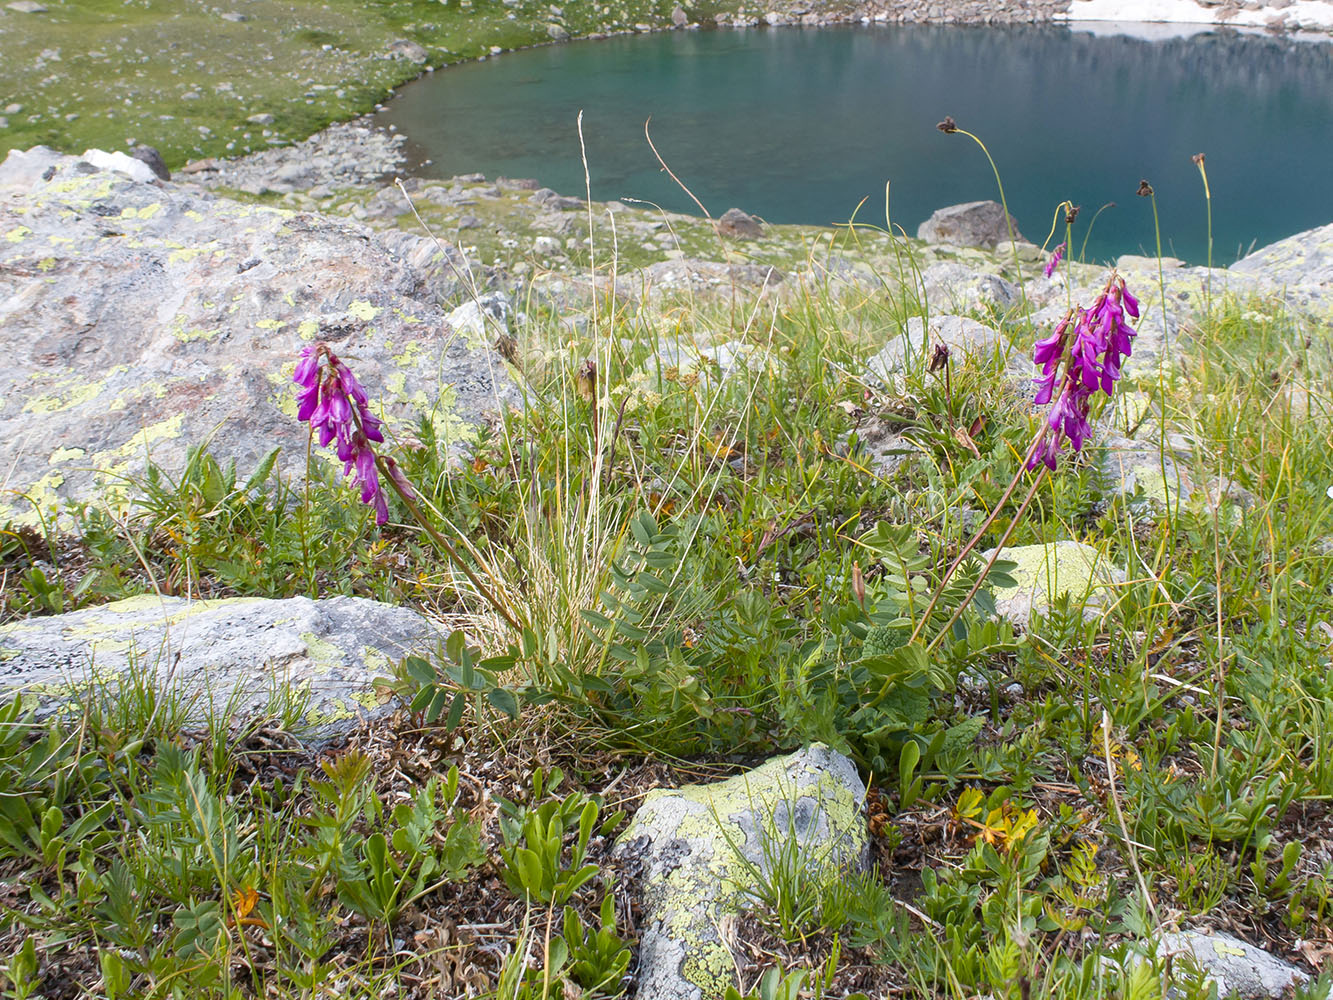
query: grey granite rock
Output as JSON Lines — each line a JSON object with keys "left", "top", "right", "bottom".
{"left": 639, "top": 258, "right": 784, "bottom": 297}
{"left": 0, "top": 147, "right": 515, "bottom": 526}
{"left": 921, "top": 261, "right": 1020, "bottom": 312}
{"left": 716, "top": 207, "right": 764, "bottom": 240}
{"left": 866, "top": 314, "right": 1008, "bottom": 389}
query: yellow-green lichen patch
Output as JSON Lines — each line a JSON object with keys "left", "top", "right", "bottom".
{"left": 298, "top": 319, "right": 319, "bottom": 340}
{"left": 391, "top": 339, "right": 425, "bottom": 369}
{"left": 22, "top": 376, "right": 109, "bottom": 414}
{"left": 299, "top": 633, "right": 346, "bottom": 673}
{"left": 174, "top": 325, "right": 222, "bottom": 343}
{"left": 48, "top": 446, "right": 85, "bottom": 464}
{"left": 351, "top": 688, "right": 386, "bottom": 711}
{"left": 168, "top": 244, "right": 218, "bottom": 264}
{"left": 987, "top": 541, "right": 1123, "bottom": 624}
{"left": 5, "top": 226, "right": 33, "bottom": 243}
{"left": 305, "top": 698, "right": 358, "bottom": 727}
{"left": 256, "top": 318, "right": 286, "bottom": 332}
{"left": 118, "top": 413, "right": 187, "bottom": 456}
{"left": 7, "top": 472, "right": 65, "bottom": 527}
{"left": 348, "top": 299, "right": 380, "bottom": 322}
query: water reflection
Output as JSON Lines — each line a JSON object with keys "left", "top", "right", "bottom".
{"left": 378, "top": 24, "right": 1333, "bottom": 263}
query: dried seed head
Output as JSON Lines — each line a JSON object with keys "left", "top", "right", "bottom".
{"left": 937, "top": 116, "right": 958, "bottom": 134}
{"left": 1137, "top": 179, "right": 1154, "bottom": 197}
{"left": 929, "top": 343, "right": 951, "bottom": 373}
{"left": 1192, "top": 152, "right": 1206, "bottom": 166}
{"left": 575, "top": 359, "right": 597, "bottom": 401}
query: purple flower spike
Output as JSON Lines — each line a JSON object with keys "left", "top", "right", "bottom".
{"left": 1043, "top": 242, "right": 1066, "bottom": 279}
{"left": 292, "top": 341, "right": 405, "bottom": 525}
{"left": 1026, "top": 274, "right": 1138, "bottom": 471}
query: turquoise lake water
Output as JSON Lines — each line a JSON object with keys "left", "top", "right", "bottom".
{"left": 378, "top": 24, "right": 1333, "bottom": 265}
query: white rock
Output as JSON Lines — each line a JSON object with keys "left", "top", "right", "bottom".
{"left": 866, "top": 314, "right": 1008, "bottom": 388}
{"left": 80, "top": 149, "right": 159, "bottom": 184}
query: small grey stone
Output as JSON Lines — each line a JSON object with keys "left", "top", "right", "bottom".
{"left": 247, "top": 113, "right": 275, "bottom": 126}
{"left": 547, "top": 22, "right": 569, "bottom": 39}
{"left": 672, "top": 4, "right": 689, "bottom": 25}
{"left": 716, "top": 206, "right": 763, "bottom": 240}
{"left": 130, "top": 145, "right": 170, "bottom": 181}
{"left": 917, "top": 200, "right": 1025, "bottom": 249}
{"left": 616, "top": 745, "right": 867, "bottom": 1000}
{"left": 385, "top": 39, "right": 428, "bottom": 62}
{"left": 981, "top": 541, "right": 1125, "bottom": 624}
{"left": 446, "top": 291, "right": 512, "bottom": 341}
{"left": 6, "top": 1, "right": 49, "bottom": 13}
{"left": 220, "top": 11, "right": 248, "bottom": 21}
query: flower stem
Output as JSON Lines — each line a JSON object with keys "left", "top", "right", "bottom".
{"left": 924, "top": 465, "right": 1046, "bottom": 654}
{"left": 377, "top": 456, "right": 522, "bottom": 633}
{"left": 908, "top": 426, "right": 1048, "bottom": 645}
{"left": 1193, "top": 154, "right": 1213, "bottom": 315}
{"left": 956, "top": 127, "right": 1030, "bottom": 323}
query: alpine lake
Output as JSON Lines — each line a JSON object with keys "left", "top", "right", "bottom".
{"left": 378, "top": 22, "right": 1333, "bottom": 265}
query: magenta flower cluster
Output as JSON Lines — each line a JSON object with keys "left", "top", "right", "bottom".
{"left": 1027, "top": 274, "right": 1139, "bottom": 470}
{"left": 1042, "top": 242, "right": 1066, "bottom": 279}
{"left": 293, "top": 343, "right": 411, "bottom": 524}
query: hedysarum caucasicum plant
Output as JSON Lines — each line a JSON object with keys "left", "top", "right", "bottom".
{"left": 292, "top": 341, "right": 521, "bottom": 630}
{"left": 1028, "top": 272, "right": 1139, "bottom": 470}
{"left": 909, "top": 270, "right": 1139, "bottom": 651}
{"left": 293, "top": 342, "right": 413, "bottom": 524}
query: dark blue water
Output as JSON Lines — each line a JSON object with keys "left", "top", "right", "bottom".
{"left": 378, "top": 24, "right": 1333, "bottom": 264}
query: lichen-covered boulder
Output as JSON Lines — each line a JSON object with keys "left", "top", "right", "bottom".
{"left": 1100, "top": 434, "right": 1194, "bottom": 506}
{"left": 866, "top": 314, "right": 1009, "bottom": 389}
{"left": 982, "top": 540, "right": 1125, "bottom": 624}
{"left": 0, "top": 147, "right": 516, "bottom": 526}
{"left": 920, "top": 261, "right": 1020, "bottom": 312}
{"left": 616, "top": 744, "right": 867, "bottom": 1000}
{"left": 638, "top": 258, "right": 784, "bottom": 298}
{"left": 1158, "top": 930, "right": 1309, "bottom": 999}
{"left": 1230, "top": 220, "right": 1333, "bottom": 315}
{"left": 0, "top": 594, "right": 440, "bottom": 741}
